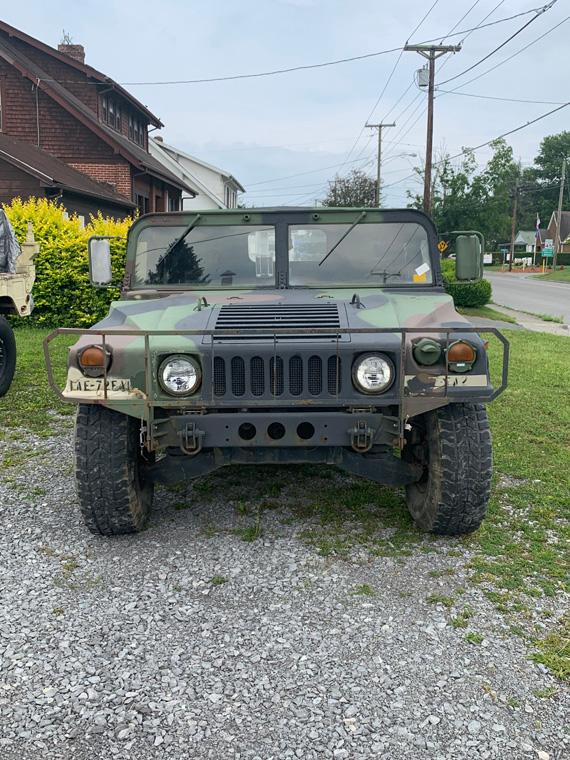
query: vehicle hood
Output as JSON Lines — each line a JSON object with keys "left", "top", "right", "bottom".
{"left": 95, "top": 287, "right": 469, "bottom": 333}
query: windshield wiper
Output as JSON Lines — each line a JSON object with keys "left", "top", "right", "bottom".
{"left": 161, "top": 213, "right": 202, "bottom": 259}
{"left": 369, "top": 271, "right": 402, "bottom": 285}
{"left": 318, "top": 210, "right": 367, "bottom": 267}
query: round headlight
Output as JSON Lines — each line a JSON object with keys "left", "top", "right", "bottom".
{"left": 159, "top": 355, "right": 201, "bottom": 396}
{"left": 353, "top": 354, "right": 394, "bottom": 394}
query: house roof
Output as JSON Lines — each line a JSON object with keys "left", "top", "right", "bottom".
{"left": 150, "top": 138, "right": 225, "bottom": 207}
{"left": 0, "top": 133, "right": 135, "bottom": 208}
{"left": 152, "top": 139, "right": 246, "bottom": 193}
{"left": 0, "top": 19, "right": 162, "bottom": 127}
{"left": 0, "top": 28, "right": 196, "bottom": 195}
{"left": 514, "top": 230, "right": 545, "bottom": 247}
{"left": 548, "top": 210, "right": 570, "bottom": 242}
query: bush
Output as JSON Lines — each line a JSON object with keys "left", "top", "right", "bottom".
{"left": 440, "top": 257, "right": 492, "bottom": 308}
{"left": 4, "top": 198, "right": 132, "bottom": 327}
{"left": 444, "top": 278, "right": 492, "bottom": 308}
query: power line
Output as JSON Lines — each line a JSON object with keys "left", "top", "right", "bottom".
{"left": 436, "top": 89, "right": 566, "bottom": 106}
{"left": 383, "top": 0, "right": 507, "bottom": 162}
{"left": 437, "top": 0, "right": 558, "bottom": 86}
{"left": 383, "top": 100, "right": 570, "bottom": 190}
{"left": 384, "top": 4, "right": 565, "bottom": 162}
{"left": 246, "top": 153, "right": 374, "bottom": 188}
{"left": 36, "top": 7, "right": 546, "bottom": 89}
{"left": 336, "top": 0, "right": 442, "bottom": 175}
{"left": 440, "top": 0, "right": 483, "bottom": 42}
{"left": 439, "top": 14, "right": 570, "bottom": 91}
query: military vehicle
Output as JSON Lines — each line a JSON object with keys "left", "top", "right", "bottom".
{"left": 0, "top": 221, "right": 37, "bottom": 397}
{"left": 44, "top": 208, "right": 508, "bottom": 537}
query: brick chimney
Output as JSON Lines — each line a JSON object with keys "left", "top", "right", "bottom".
{"left": 58, "top": 43, "right": 85, "bottom": 64}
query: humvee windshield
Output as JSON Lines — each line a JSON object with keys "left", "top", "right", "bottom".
{"left": 133, "top": 221, "right": 432, "bottom": 288}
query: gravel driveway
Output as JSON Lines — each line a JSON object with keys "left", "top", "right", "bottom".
{"left": 1, "top": 426, "right": 568, "bottom": 760}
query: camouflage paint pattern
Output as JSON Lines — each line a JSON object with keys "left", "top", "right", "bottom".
{"left": 47, "top": 208, "right": 505, "bottom": 443}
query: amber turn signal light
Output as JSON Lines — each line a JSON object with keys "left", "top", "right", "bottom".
{"left": 447, "top": 341, "right": 476, "bottom": 363}
{"left": 447, "top": 340, "right": 476, "bottom": 373}
{"left": 78, "top": 345, "right": 110, "bottom": 377}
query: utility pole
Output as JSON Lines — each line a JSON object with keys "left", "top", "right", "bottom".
{"left": 365, "top": 122, "right": 396, "bottom": 206}
{"left": 553, "top": 157, "right": 566, "bottom": 271}
{"left": 404, "top": 44, "right": 461, "bottom": 215}
{"left": 509, "top": 181, "right": 519, "bottom": 272}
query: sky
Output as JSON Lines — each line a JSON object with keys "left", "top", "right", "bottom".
{"left": 4, "top": 0, "right": 569, "bottom": 207}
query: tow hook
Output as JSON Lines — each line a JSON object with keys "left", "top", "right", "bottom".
{"left": 349, "top": 420, "right": 374, "bottom": 453}
{"left": 179, "top": 422, "right": 205, "bottom": 456}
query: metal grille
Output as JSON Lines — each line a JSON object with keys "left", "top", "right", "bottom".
{"left": 270, "top": 356, "right": 284, "bottom": 396}
{"left": 213, "top": 356, "right": 226, "bottom": 396}
{"left": 231, "top": 357, "right": 245, "bottom": 396}
{"left": 251, "top": 356, "right": 264, "bottom": 396}
{"left": 308, "top": 355, "right": 322, "bottom": 395}
{"left": 327, "top": 356, "right": 341, "bottom": 395}
{"left": 212, "top": 354, "right": 342, "bottom": 399}
{"left": 215, "top": 303, "right": 340, "bottom": 331}
{"left": 289, "top": 355, "right": 303, "bottom": 396}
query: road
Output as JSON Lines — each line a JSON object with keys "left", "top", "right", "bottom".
{"left": 485, "top": 271, "right": 570, "bottom": 324}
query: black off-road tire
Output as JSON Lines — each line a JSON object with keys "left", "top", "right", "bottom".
{"left": 404, "top": 403, "right": 492, "bottom": 536}
{"left": 75, "top": 404, "right": 154, "bottom": 535}
{"left": 0, "top": 315, "right": 16, "bottom": 397}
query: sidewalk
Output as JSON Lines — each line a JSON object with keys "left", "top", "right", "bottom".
{"left": 489, "top": 304, "right": 570, "bottom": 336}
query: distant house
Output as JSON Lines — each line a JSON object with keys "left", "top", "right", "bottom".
{"left": 545, "top": 210, "right": 570, "bottom": 254}
{"left": 0, "top": 20, "right": 196, "bottom": 218}
{"left": 150, "top": 137, "right": 245, "bottom": 210}
{"left": 514, "top": 229, "right": 547, "bottom": 254}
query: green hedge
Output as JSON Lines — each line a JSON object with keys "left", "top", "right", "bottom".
{"left": 440, "top": 257, "right": 492, "bottom": 308}
{"left": 4, "top": 197, "right": 132, "bottom": 327}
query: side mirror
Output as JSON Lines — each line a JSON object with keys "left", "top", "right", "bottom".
{"left": 455, "top": 234, "right": 483, "bottom": 281}
{"left": 88, "top": 237, "right": 113, "bottom": 286}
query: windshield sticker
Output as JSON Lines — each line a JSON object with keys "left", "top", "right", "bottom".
{"left": 413, "top": 263, "right": 430, "bottom": 283}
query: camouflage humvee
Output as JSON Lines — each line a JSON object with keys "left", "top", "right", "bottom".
{"left": 0, "top": 222, "right": 38, "bottom": 396}
{"left": 45, "top": 208, "right": 508, "bottom": 537}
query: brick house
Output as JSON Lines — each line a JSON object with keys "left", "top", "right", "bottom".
{"left": 545, "top": 210, "right": 570, "bottom": 254}
{"left": 0, "top": 20, "right": 196, "bottom": 218}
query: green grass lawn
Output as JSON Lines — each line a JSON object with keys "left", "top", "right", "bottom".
{"left": 2, "top": 327, "right": 569, "bottom": 680}
{"left": 0, "top": 328, "right": 74, "bottom": 440}
{"left": 533, "top": 268, "right": 570, "bottom": 283}
{"left": 458, "top": 306, "right": 518, "bottom": 323}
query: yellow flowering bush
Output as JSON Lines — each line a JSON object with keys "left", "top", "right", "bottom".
{"left": 4, "top": 198, "right": 133, "bottom": 327}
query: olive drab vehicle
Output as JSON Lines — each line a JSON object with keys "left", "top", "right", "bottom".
{"left": 44, "top": 208, "right": 508, "bottom": 537}
{"left": 0, "top": 221, "right": 38, "bottom": 396}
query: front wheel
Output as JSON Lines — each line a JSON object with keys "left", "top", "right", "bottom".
{"left": 403, "top": 403, "right": 492, "bottom": 536}
{"left": 0, "top": 316, "right": 16, "bottom": 397}
{"left": 75, "top": 404, "right": 154, "bottom": 535}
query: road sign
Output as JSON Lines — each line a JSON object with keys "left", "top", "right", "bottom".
{"left": 437, "top": 240, "right": 448, "bottom": 253}
{"left": 543, "top": 248, "right": 554, "bottom": 258}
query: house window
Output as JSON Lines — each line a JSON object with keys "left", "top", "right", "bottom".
{"left": 135, "top": 194, "right": 149, "bottom": 215}
{"left": 128, "top": 115, "right": 134, "bottom": 141}
{"left": 102, "top": 95, "right": 121, "bottom": 132}
{"left": 168, "top": 196, "right": 179, "bottom": 212}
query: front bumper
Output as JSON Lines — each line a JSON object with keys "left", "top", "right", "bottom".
{"left": 154, "top": 410, "right": 400, "bottom": 453}
{"left": 44, "top": 326, "right": 509, "bottom": 448}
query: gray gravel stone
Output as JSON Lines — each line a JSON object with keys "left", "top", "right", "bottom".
{"left": 0, "top": 429, "right": 568, "bottom": 760}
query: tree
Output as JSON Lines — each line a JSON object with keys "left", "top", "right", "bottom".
{"left": 518, "top": 131, "right": 570, "bottom": 229}
{"left": 322, "top": 169, "right": 376, "bottom": 207}
{"left": 407, "top": 140, "right": 521, "bottom": 248}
